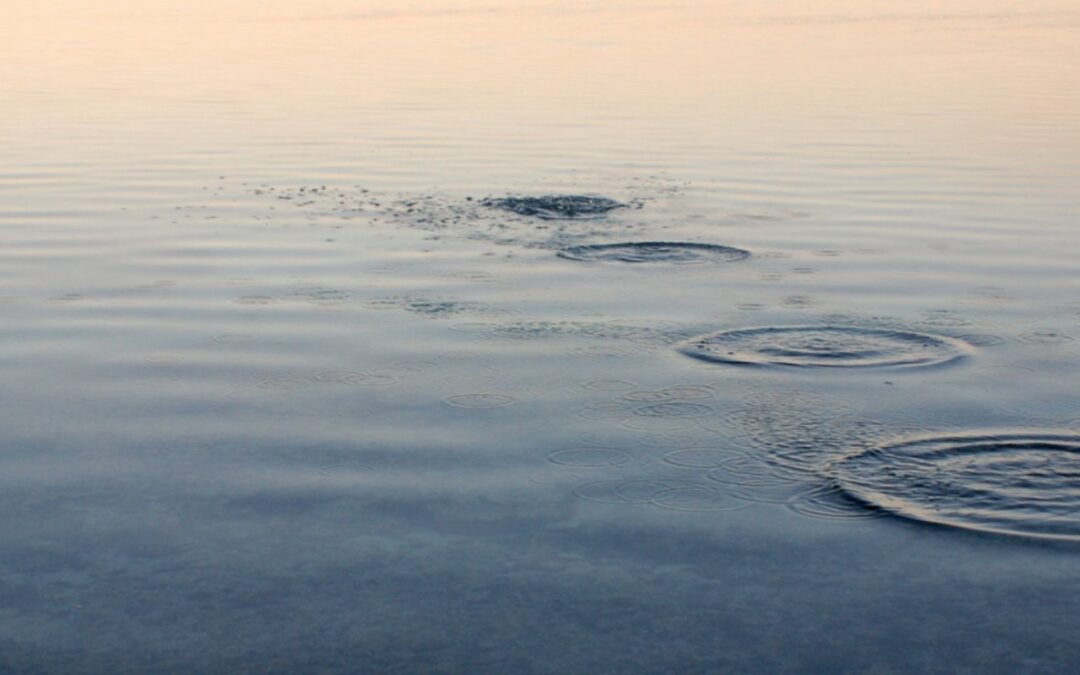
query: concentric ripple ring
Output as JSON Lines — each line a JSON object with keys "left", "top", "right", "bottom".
{"left": 678, "top": 325, "right": 970, "bottom": 369}
{"left": 557, "top": 242, "right": 750, "bottom": 265}
{"left": 832, "top": 431, "right": 1080, "bottom": 541}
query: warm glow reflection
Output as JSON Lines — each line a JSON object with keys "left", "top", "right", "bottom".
{"left": 2, "top": 1, "right": 1078, "bottom": 171}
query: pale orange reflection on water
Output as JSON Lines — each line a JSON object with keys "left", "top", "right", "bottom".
{"left": 4, "top": 0, "right": 1079, "bottom": 173}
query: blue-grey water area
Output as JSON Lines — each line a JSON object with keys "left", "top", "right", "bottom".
{"left": 2, "top": 1, "right": 1079, "bottom": 672}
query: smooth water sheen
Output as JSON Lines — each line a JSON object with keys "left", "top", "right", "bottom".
{"left": 2, "top": 1, "right": 1080, "bottom": 673}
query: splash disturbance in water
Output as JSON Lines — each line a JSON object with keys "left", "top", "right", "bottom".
{"left": 833, "top": 432, "right": 1080, "bottom": 540}
{"left": 557, "top": 242, "right": 750, "bottom": 264}
{"left": 679, "top": 326, "right": 970, "bottom": 369}
{"left": 481, "top": 195, "right": 627, "bottom": 220}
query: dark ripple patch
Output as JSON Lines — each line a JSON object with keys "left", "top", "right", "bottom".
{"left": 574, "top": 479, "right": 685, "bottom": 505}
{"left": 787, "top": 485, "right": 886, "bottom": 521}
{"left": 832, "top": 432, "right": 1080, "bottom": 540}
{"left": 582, "top": 379, "right": 637, "bottom": 392}
{"left": 557, "top": 242, "right": 750, "bottom": 265}
{"left": 662, "top": 447, "right": 748, "bottom": 469}
{"left": 679, "top": 326, "right": 969, "bottom": 369}
{"left": 650, "top": 487, "right": 749, "bottom": 512}
{"left": 482, "top": 195, "right": 626, "bottom": 220}
{"left": 548, "top": 448, "right": 633, "bottom": 467}
{"left": 444, "top": 393, "right": 517, "bottom": 409}
{"left": 1018, "top": 330, "right": 1075, "bottom": 346}
{"left": 632, "top": 402, "right": 715, "bottom": 418}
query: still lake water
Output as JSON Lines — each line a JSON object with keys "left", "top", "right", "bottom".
{"left": 2, "top": 1, "right": 1079, "bottom": 672}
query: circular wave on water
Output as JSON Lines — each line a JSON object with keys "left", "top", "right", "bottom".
{"left": 557, "top": 242, "right": 750, "bottom": 265}
{"left": 679, "top": 326, "right": 970, "bottom": 369}
{"left": 832, "top": 432, "right": 1080, "bottom": 540}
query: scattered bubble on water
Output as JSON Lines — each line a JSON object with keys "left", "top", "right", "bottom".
{"left": 290, "top": 286, "right": 352, "bottom": 304}
{"left": 444, "top": 393, "right": 517, "bottom": 409}
{"left": 482, "top": 195, "right": 627, "bottom": 220}
{"left": 557, "top": 242, "right": 750, "bottom": 265}
{"left": 548, "top": 447, "right": 634, "bottom": 467}
{"left": 679, "top": 326, "right": 970, "bottom": 369}
{"left": 831, "top": 431, "right": 1080, "bottom": 539}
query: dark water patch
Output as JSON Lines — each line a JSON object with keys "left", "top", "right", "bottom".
{"left": 315, "top": 370, "right": 400, "bottom": 386}
{"left": 622, "top": 385, "right": 716, "bottom": 403}
{"left": 782, "top": 295, "right": 814, "bottom": 308}
{"left": 582, "top": 379, "right": 637, "bottom": 392}
{"left": 650, "top": 486, "right": 749, "bottom": 512}
{"left": 787, "top": 485, "right": 886, "bottom": 521}
{"left": 364, "top": 293, "right": 494, "bottom": 319}
{"left": 529, "top": 471, "right": 583, "bottom": 485}
{"left": 572, "top": 401, "right": 635, "bottom": 421}
{"left": 619, "top": 414, "right": 699, "bottom": 432}
{"left": 706, "top": 455, "right": 807, "bottom": 488}
{"left": 548, "top": 447, "right": 634, "bottom": 467}
{"left": 46, "top": 293, "right": 84, "bottom": 304}
{"left": 566, "top": 345, "right": 646, "bottom": 359}
{"left": 234, "top": 295, "right": 277, "bottom": 305}
{"left": 574, "top": 479, "right": 687, "bottom": 505}
{"left": 444, "top": 393, "right": 517, "bottom": 409}
{"left": 1017, "top": 330, "right": 1075, "bottom": 346}
{"left": 832, "top": 431, "right": 1080, "bottom": 540}
{"left": 953, "top": 332, "right": 1008, "bottom": 347}
{"left": 491, "top": 319, "right": 680, "bottom": 346}
{"left": 632, "top": 402, "right": 715, "bottom": 418}
{"left": 679, "top": 326, "right": 970, "bottom": 369}
{"left": 257, "top": 373, "right": 317, "bottom": 391}
{"left": 318, "top": 461, "right": 373, "bottom": 478}
{"left": 213, "top": 334, "right": 257, "bottom": 345}
{"left": 916, "top": 309, "right": 975, "bottom": 329}
{"left": 557, "top": 241, "right": 750, "bottom": 265}
{"left": 482, "top": 195, "right": 627, "bottom": 220}
{"left": 289, "top": 286, "right": 353, "bottom": 305}
{"left": 662, "top": 447, "right": 748, "bottom": 469}
{"left": 448, "top": 321, "right": 500, "bottom": 333}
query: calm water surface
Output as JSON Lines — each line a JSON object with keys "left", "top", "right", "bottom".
{"left": 2, "top": 1, "right": 1079, "bottom": 672}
